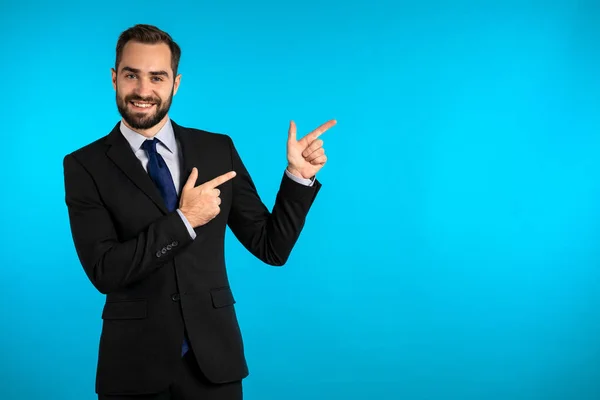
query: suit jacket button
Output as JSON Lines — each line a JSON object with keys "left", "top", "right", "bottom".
{"left": 161, "top": 248, "right": 167, "bottom": 254}
{"left": 171, "top": 293, "right": 180, "bottom": 301}
{"left": 167, "top": 244, "right": 172, "bottom": 250}
{"left": 156, "top": 251, "right": 162, "bottom": 258}
{"left": 172, "top": 241, "right": 178, "bottom": 247}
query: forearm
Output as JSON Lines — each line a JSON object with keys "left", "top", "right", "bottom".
{"left": 261, "top": 173, "right": 321, "bottom": 264}
{"left": 226, "top": 139, "right": 321, "bottom": 265}
{"left": 64, "top": 154, "right": 193, "bottom": 294}
{"left": 78, "top": 212, "right": 192, "bottom": 294}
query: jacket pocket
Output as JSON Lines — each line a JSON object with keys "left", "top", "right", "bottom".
{"left": 102, "top": 299, "right": 147, "bottom": 320}
{"left": 210, "top": 287, "right": 236, "bottom": 308}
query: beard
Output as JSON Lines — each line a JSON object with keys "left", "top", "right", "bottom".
{"left": 116, "top": 85, "right": 174, "bottom": 130}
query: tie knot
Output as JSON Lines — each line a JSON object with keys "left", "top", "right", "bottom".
{"left": 141, "top": 139, "right": 159, "bottom": 154}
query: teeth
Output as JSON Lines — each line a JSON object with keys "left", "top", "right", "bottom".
{"left": 133, "top": 102, "right": 153, "bottom": 108}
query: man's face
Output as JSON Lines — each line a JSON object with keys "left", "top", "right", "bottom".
{"left": 112, "top": 41, "right": 181, "bottom": 131}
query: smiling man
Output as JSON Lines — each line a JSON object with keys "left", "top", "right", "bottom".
{"left": 63, "top": 24, "right": 335, "bottom": 400}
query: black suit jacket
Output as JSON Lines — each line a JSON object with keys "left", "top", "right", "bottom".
{"left": 63, "top": 120, "right": 321, "bottom": 395}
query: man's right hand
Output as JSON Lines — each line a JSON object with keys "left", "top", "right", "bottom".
{"left": 179, "top": 168, "right": 237, "bottom": 228}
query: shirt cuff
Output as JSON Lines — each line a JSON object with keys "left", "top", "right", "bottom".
{"left": 285, "top": 169, "right": 315, "bottom": 187}
{"left": 176, "top": 209, "right": 197, "bottom": 239}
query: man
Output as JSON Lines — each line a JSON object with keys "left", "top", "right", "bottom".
{"left": 63, "top": 24, "right": 335, "bottom": 400}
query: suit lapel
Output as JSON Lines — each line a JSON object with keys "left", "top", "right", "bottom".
{"left": 172, "top": 120, "right": 214, "bottom": 191}
{"left": 105, "top": 122, "right": 169, "bottom": 214}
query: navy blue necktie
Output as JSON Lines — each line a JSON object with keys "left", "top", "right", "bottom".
{"left": 141, "top": 139, "right": 178, "bottom": 212}
{"left": 141, "top": 139, "right": 190, "bottom": 357}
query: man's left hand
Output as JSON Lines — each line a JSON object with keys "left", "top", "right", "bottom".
{"left": 286, "top": 119, "right": 337, "bottom": 180}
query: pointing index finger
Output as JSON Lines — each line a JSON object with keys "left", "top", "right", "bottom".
{"left": 305, "top": 119, "right": 337, "bottom": 142}
{"left": 203, "top": 171, "right": 237, "bottom": 189}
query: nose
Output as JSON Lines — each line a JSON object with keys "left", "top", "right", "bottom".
{"left": 134, "top": 77, "right": 153, "bottom": 98}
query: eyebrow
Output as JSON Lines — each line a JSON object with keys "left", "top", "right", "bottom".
{"left": 121, "top": 66, "right": 170, "bottom": 77}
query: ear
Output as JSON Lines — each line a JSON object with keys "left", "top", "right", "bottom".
{"left": 173, "top": 73, "right": 182, "bottom": 96}
{"left": 111, "top": 68, "right": 117, "bottom": 91}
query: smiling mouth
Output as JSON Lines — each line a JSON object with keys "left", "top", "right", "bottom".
{"left": 130, "top": 101, "right": 156, "bottom": 110}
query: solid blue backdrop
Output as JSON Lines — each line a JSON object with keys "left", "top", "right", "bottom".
{"left": 1, "top": 1, "right": 600, "bottom": 399}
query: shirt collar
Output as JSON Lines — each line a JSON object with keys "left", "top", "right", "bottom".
{"left": 119, "top": 117, "right": 176, "bottom": 153}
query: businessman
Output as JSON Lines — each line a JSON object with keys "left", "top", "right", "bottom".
{"left": 63, "top": 24, "right": 335, "bottom": 400}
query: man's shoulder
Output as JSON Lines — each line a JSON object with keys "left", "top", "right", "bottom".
{"left": 174, "top": 121, "right": 231, "bottom": 141}
{"left": 64, "top": 134, "right": 110, "bottom": 163}
{"left": 173, "top": 121, "right": 235, "bottom": 151}
{"left": 74, "top": 134, "right": 111, "bottom": 152}
{"left": 63, "top": 122, "right": 118, "bottom": 163}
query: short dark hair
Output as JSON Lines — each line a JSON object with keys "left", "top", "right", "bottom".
{"left": 115, "top": 24, "right": 181, "bottom": 76}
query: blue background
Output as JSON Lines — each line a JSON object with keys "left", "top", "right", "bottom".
{"left": 2, "top": 1, "right": 600, "bottom": 399}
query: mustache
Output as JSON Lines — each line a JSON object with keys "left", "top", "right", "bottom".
{"left": 125, "top": 95, "right": 161, "bottom": 104}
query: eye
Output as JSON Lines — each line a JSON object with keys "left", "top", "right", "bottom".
{"left": 151, "top": 76, "right": 164, "bottom": 82}
{"left": 125, "top": 73, "right": 136, "bottom": 79}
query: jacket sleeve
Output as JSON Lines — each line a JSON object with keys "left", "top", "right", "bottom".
{"left": 63, "top": 153, "right": 194, "bottom": 294}
{"left": 226, "top": 137, "right": 321, "bottom": 266}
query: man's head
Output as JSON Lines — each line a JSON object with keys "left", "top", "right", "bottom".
{"left": 112, "top": 24, "right": 182, "bottom": 133}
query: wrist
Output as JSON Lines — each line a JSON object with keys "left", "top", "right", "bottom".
{"left": 286, "top": 165, "right": 303, "bottom": 179}
{"left": 179, "top": 207, "right": 194, "bottom": 226}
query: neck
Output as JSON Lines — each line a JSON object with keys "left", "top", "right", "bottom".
{"left": 123, "top": 114, "right": 169, "bottom": 138}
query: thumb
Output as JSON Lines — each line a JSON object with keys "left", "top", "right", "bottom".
{"left": 183, "top": 167, "right": 198, "bottom": 191}
{"left": 288, "top": 120, "right": 297, "bottom": 143}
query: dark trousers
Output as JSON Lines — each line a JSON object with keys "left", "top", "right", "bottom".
{"left": 98, "top": 348, "right": 243, "bottom": 400}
